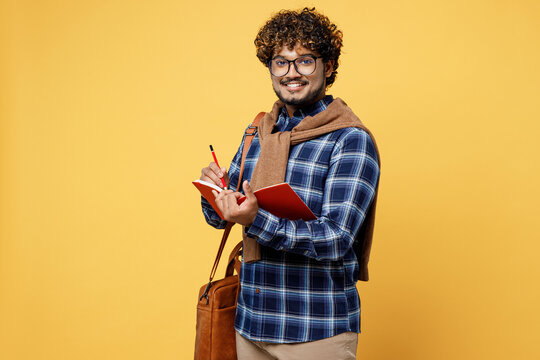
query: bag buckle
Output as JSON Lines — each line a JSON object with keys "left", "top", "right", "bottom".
{"left": 244, "top": 125, "right": 257, "bottom": 136}
{"left": 199, "top": 281, "right": 212, "bottom": 305}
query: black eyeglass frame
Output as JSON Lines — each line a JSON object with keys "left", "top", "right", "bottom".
{"left": 268, "top": 54, "right": 322, "bottom": 77}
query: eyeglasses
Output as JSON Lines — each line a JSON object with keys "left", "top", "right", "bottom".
{"left": 268, "top": 54, "right": 321, "bottom": 77}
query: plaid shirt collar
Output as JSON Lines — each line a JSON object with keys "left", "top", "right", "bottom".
{"left": 275, "top": 95, "right": 334, "bottom": 132}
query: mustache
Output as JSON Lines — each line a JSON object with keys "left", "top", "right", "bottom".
{"left": 280, "top": 79, "right": 308, "bottom": 85}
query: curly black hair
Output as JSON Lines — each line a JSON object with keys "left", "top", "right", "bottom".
{"left": 254, "top": 7, "right": 343, "bottom": 87}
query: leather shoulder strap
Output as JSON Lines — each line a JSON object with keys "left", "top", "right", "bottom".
{"left": 237, "top": 112, "right": 265, "bottom": 187}
{"left": 205, "top": 112, "right": 264, "bottom": 284}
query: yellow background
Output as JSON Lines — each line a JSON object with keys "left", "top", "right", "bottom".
{"left": 1, "top": 0, "right": 539, "bottom": 359}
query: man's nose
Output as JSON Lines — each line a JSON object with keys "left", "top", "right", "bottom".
{"left": 286, "top": 62, "right": 302, "bottom": 78}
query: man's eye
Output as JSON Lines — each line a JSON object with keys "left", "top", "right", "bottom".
{"left": 274, "top": 60, "right": 288, "bottom": 67}
{"left": 298, "top": 58, "right": 315, "bottom": 65}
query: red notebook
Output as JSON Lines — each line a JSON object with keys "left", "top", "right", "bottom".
{"left": 193, "top": 179, "right": 317, "bottom": 221}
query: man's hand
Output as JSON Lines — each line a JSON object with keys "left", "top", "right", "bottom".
{"left": 212, "top": 180, "right": 258, "bottom": 226}
{"left": 200, "top": 162, "right": 229, "bottom": 189}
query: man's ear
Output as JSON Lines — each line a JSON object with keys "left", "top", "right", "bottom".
{"left": 324, "top": 60, "right": 335, "bottom": 78}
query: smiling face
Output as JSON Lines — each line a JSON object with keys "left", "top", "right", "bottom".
{"left": 270, "top": 43, "right": 334, "bottom": 116}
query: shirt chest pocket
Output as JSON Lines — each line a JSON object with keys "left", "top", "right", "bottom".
{"left": 285, "top": 140, "right": 334, "bottom": 215}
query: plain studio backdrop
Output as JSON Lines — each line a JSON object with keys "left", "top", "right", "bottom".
{"left": 1, "top": 0, "right": 539, "bottom": 359}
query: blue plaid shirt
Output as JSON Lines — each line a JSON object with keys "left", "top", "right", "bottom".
{"left": 201, "top": 95, "right": 380, "bottom": 343}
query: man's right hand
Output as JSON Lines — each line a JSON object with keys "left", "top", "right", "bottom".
{"left": 200, "top": 162, "right": 230, "bottom": 189}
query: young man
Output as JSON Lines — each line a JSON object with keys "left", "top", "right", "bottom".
{"left": 199, "top": 8, "right": 381, "bottom": 360}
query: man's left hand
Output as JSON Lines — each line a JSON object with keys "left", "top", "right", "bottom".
{"left": 212, "top": 180, "right": 258, "bottom": 226}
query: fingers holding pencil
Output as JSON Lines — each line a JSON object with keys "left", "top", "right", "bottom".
{"left": 200, "top": 162, "right": 229, "bottom": 189}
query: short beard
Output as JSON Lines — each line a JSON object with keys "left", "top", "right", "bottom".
{"left": 273, "top": 79, "right": 326, "bottom": 108}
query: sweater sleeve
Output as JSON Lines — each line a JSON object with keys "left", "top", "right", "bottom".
{"left": 245, "top": 129, "right": 380, "bottom": 261}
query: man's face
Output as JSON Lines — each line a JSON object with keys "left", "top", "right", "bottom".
{"left": 270, "top": 43, "right": 334, "bottom": 108}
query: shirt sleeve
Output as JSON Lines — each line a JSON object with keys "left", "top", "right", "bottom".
{"left": 245, "top": 129, "right": 380, "bottom": 261}
{"left": 200, "top": 130, "right": 246, "bottom": 229}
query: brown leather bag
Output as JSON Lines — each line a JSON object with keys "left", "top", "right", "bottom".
{"left": 194, "top": 232, "right": 242, "bottom": 360}
{"left": 194, "top": 113, "right": 264, "bottom": 360}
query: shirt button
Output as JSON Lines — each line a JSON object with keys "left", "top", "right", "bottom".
{"left": 255, "top": 288, "right": 260, "bottom": 294}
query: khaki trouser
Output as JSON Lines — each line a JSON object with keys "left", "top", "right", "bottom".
{"left": 235, "top": 331, "right": 358, "bottom": 360}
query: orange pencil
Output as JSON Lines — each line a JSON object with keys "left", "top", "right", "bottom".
{"left": 209, "top": 145, "right": 227, "bottom": 189}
